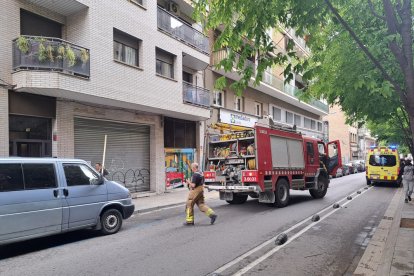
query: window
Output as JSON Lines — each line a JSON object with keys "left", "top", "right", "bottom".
{"left": 183, "top": 71, "right": 193, "bottom": 83}
{"left": 213, "top": 90, "right": 224, "bottom": 107}
{"left": 255, "top": 102, "right": 262, "bottom": 117}
{"left": 0, "top": 164, "right": 24, "bottom": 192}
{"left": 272, "top": 107, "right": 282, "bottom": 121}
{"left": 285, "top": 111, "right": 294, "bottom": 124}
{"left": 63, "top": 164, "right": 100, "bottom": 186}
{"left": 23, "top": 164, "right": 57, "bottom": 189}
{"left": 369, "top": 155, "right": 396, "bottom": 167}
{"left": 156, "top": 48, "right": 174, "bottom": 79}
{"left": 113, "top": 29, "right": 140, "bottom": 67}
{"left": 235, "top": 96, "right": 243, "bottom": 112}
{"left": 294, "top": 114, "right": 301, "bottom": 126}
{"left": 311, "top": 120, "right": 316, "bottom": 130}
{"left": 304, "top": 118, "right": 311, "bottom": 129}
{"left": 306, "top": 142, "right": 314, "bottom": 164}
{"left": 318, "top": 122, "right": 323, "bottom": 132}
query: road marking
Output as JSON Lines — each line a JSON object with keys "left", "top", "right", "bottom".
{"left": 209, "top": 186, "right": 373, "bottom": 275}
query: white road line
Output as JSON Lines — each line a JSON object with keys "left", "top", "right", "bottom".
{"left": 211, "top": 187, "right": 370, "bottom": 275}
{"left": 232, "top": 186, "right": 373, "bottom": 276}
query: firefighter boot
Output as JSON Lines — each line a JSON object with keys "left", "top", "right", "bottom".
{"left": 210, "top": 214, "right": 217, "bottom": 225}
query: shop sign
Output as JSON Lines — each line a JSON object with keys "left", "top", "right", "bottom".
{"left": 220, "top": 109, "right": 258, "bottom": 128}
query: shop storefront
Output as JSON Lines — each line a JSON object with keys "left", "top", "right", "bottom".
{"left": 164, "top": 117, "right": 197, "bottom": 189}
{"left": 74, "top": 118, "right": 150, "bottom": 192}
{"left": 8, "top": 92, "right": 55, "bottom": 157}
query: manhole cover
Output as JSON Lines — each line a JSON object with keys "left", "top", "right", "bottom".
{"left": 400, "top": 218, "right": 414, "bottom": 229}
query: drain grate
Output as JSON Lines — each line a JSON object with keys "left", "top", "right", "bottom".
{"left": 400, "top": 218, "right": 414, "bottom": 229}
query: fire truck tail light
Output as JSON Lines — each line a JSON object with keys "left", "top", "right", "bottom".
{"left": 204, "top": 172, "right": 216, "bottom": 179}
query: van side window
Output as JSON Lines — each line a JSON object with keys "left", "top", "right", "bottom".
{"left": 22, "top": 164, "right": 57, "bottom": 189}
{"left": 63, "top": 164, "right": 100, "bottom": 186}
{"left": 0, "top": 164, "right": 24, "bottom": 192}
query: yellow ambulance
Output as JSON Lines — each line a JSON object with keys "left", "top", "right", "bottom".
{"left": 366, "top": 146, "right": 400, "bottom": 186}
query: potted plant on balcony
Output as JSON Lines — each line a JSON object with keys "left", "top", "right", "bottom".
{"left": 80, "top": 48, "right": 89, "bottom": 64}
{"left": 16, "top": 36, "right": 30, "bottom": 54}
{"left": 65, "top": 45, "right": 76, "bottom": 67}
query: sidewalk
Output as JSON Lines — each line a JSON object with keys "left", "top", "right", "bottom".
{"left": 131, "top": 187, "right": 219, "bottom": 214}
{"left": 354, "top": 188, "right": 414, "bottom": 275}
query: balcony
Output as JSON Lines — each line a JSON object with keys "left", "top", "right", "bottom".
{"left": 286, "top": 28, "right": 310, "bottom": 54}
{"left": 183, "top": 82, "right": 210, "bottom": 108}
{"left": 212, "top": 50, "right": 328, "bottom": 113}
{"left": 24, "top": 0, "right": 88, "bottom": 16}
{"left": 13, "top": 36, "right": 90, "bottom": 78}
{"left": 157, "top": 7, "right": 209, "bottom": 55}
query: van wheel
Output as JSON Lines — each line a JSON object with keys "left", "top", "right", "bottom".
{"left": 310, "top": 175, "right": 328, "bottom": 199}
{"left": 273, "top": 179, "right": 290, "bottom": 208}
{"left": 100, "top": 209, "right": 123, "bottom": 235}
{"left": 226, "top": 194, "right": 248, "bottom": 204}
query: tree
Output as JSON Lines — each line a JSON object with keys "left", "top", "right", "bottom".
{"left": 194, "top": 0, "right": 414, "bottom": 153}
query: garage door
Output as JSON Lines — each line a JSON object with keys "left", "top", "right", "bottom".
{"left": 74, "top": 118, "right": 150, "bottom": 192}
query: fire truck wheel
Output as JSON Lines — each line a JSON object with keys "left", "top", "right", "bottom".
{"left": 309, "top": 176, "right": 328, "bottom": 199}
{"left": 226, "top": 194, "right": 248, "bottom": 204}
{"left": 273, "top": 179, "right": 290, "bottom": 208}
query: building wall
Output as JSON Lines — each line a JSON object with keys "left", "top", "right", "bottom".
{"left": 324, "top": 104, "right": 359, "bottom": 163}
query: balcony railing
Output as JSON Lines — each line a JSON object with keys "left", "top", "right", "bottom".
{"left": 157, "top": 7, "right": 209, "bottom": 55}
{"left": 213, "top": 49, "right": 256, "bottom": 74}
{"left": 212, "top": 49, "right": 328, "bottom": 113}
{"left": 183, "top": 81, "right": 210, "bottom": 108}
{"left": 13, "top": 36, "right": 90, "bottom": 78}
{"left": 286, "top": 28, "right": 310, "bottom": 53}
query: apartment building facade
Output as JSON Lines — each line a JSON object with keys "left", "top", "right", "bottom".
{"left": 206, "top": 28, "right": 328, "bottom": 142}
{"left": 0, "top": 0, "right": 211, "bottom": 193}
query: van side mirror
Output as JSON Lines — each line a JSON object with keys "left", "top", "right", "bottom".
{"left": 91, "top": 174, "right": 105, "bottom": 185}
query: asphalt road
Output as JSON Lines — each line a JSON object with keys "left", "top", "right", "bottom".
{"left": 0, "top": 173, "right": 398, "bottom": 276}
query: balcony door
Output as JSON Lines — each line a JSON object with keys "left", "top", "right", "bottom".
{"left": 20, "top": 9, "right": 62, "bottom": 38}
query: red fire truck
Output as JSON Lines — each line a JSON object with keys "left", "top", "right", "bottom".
{"left": 204, "top": 118, "right": 342, "bottom": 207}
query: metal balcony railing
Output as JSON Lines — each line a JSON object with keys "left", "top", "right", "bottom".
{"left": 183, "top": 81, "right": 210, "bottom": 108}
{"left": 12, "top": 36, "right": 90, "bottom": 78}
{"left": 157, "top": 7, "right": 209, "bottom": 55}
{"left": 212, "top": 49, "right": 328, "bottom": 113}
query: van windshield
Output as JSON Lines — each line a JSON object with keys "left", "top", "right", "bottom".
{"left": 369, "top": 155, "right": 397, "bottom": 167}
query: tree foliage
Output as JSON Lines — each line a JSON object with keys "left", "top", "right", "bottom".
{"left": 194, "top": 0, "right": 414, "bottom": 153}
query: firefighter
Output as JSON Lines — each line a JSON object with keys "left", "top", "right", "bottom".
{"left": 184, "top": 163, "right": 217, "bottom": 226}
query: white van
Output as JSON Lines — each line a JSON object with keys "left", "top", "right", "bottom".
{"left": 0, "top": 158, "right": 135, "bottom": 245}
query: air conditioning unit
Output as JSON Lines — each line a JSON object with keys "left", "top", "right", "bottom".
{"left": 168, "top": 2, "right": 180, "bottom": 16}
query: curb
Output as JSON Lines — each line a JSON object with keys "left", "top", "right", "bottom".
{"left": 133, "top": 202, "right": 185, "bottom": 215}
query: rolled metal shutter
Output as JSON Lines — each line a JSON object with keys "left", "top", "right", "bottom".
{"left": 74, "top": 118, "right": 150, "bottom": 192}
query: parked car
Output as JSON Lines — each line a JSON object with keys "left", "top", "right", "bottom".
{"left": 346, "top": 162, "right": 358, "bottom": 174}
{"left": 334, "top": 167, "right": 343, "bottom": 178}
{"left": 0, "top": 158, "right": 135, "bottom": 246}
{"left": 342, "top": 165, "right": 350, "bottom": 176}
{"left": 354, "top": 160, "right": 366, "bottom": 172}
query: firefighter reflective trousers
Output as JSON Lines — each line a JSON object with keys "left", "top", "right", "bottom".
{"left": 186, "top": 185, "right": 215, "bottom": 224}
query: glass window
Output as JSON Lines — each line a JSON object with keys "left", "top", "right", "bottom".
{"left": 113, "top": 29, "right": 140, "bottom": 66}
{"left": 304, "top": 118, "right": 311, "bottom": 129}
{"left": 272, "top": 107, "right": 282, "bottom": 121}
{"left": 369, "top": 155, "right": 396, "bottom": 167}
{"left": 0, "top": 164, "right": 24, "bottom": 192}
{"left": 213, "top": 91, "right": 223, "bottom": 107}
{"left": 318, "top": 122, "right": 323, "bottom": 132}
{"left": 235, "top": 96, "right": 243, "bottom": 111}
{"left": 286, "top": 111, "right": 293, "bottom": 124}
{"left": 23, "top": 164, "right": 57, "bottom": 189}
{"left": 63, "top": 164, "right": 100, "bottom": 186}
{"left": 294, "top": 114, "right": 301, "bottom": 126}
{"left": 311, "top": 120, "right": 316, "bottom": 130}
{"left": 156, "top": 59, "right": 174, "bottom": 78}
{"left": 255, "top": 102, "right": 262, "bottom": 117}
